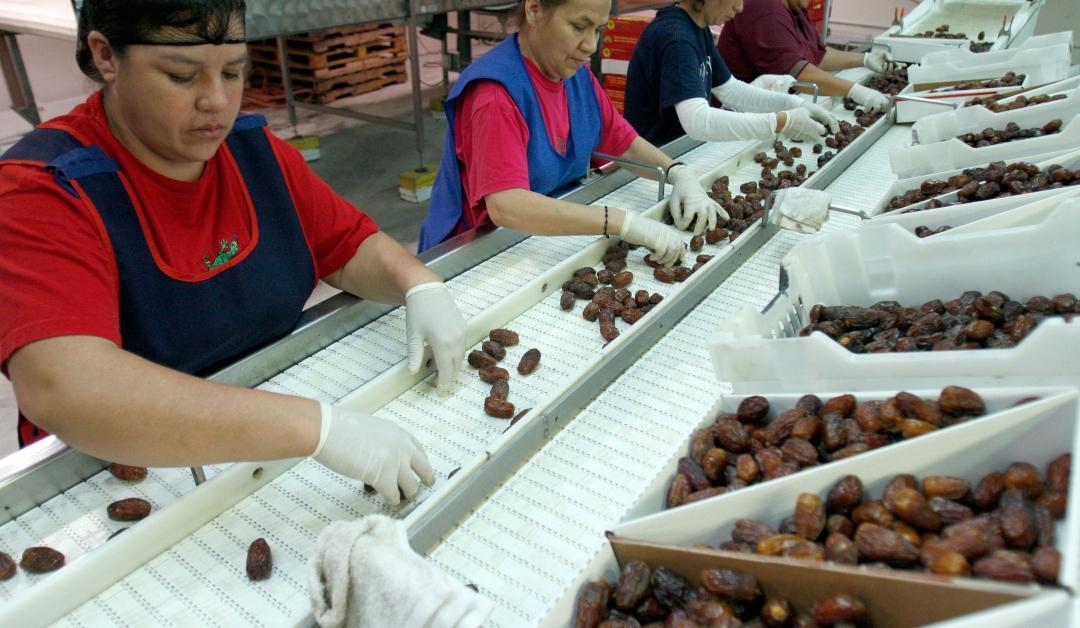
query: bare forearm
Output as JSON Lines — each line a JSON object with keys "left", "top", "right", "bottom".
{"left": 327, "top": 231, "right": 440, "bottom": 305}
{"left": 820, "top": 49, "right": 864, "bottom": 72}
{"left": 795, "top": 63, "right": 856, "bottom": 98}
{"left": 9, "top": 337, "right": 320, "bottom": 467}
{"left": 486, "top": 188, "right": 626, "bottom": 236}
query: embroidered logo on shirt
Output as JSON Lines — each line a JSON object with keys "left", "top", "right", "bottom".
{"left": 203, "top": 235, "right": 239, "bottom": 269}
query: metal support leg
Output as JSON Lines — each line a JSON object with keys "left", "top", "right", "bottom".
{"left": 821, "top": 0, "right": 833, "bottom": 44}
{"left": 0, "top": 32, "right": 39, "bottom": 127}
{"left": 440, "top": 15, "right": 450, "bottom": 95}
{"left": 189, "top": 466, "right": 206, "bottom": 486}
{"left": 457, "top": 10, "right": 472, "bottom": 66}
{"left": 275, "top": 35, "right": 298, "bottom": 131}
{"left": 407, "top": 18, "right": 426, "bottom": 162}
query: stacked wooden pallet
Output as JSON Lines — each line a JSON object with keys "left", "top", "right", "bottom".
{"left": 247, "top": 23, "right": 407, "bottom": 104}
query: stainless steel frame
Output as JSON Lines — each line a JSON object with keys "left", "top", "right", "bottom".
{"left": 0, "top": 31, "right": 38, "bottom": 126}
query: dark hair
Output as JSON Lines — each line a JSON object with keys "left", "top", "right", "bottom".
{"left": 512, "top": 0, "right": 571, "bottom": 27}
{"left": 75, "top": 0, "right": 246, "bottom": 82}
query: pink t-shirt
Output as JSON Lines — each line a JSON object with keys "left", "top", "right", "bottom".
{"left": 453, "top": 55, "right": 638, "bottom": 230}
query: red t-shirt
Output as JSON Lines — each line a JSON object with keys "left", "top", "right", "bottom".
{"left": 0, "top": 91, "right": 379, "bottom": 373}
{"left": 717, "top": 2, "right": 827, "bottom": 82}
{"left": 453, "top": 56, "right": 639, "bottom": 229}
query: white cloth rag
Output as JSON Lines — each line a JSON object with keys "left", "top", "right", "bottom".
{"left": 751, "top": 74, "right": 798, "bottom": 94}
{"left": 769, "top": 188, "right": 831, "bottom": 234}
{"left": 309, "top": 515, "right": 493, "bottom": 628}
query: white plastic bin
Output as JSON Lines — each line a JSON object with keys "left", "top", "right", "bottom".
{"left": 918, "top": 31, "right": 1072, "bottom": 66}
{"left": 907, "top": 43, "right": 1070, "bottom": 87}
{"left": 707, "top": 211, "right": 1080, "bottom": 393}
{"left": 867, "top": 188, "right": 1080, "bottom": 236}
{"left": 911, "top": 92, "right": 1080, "bottom": 145}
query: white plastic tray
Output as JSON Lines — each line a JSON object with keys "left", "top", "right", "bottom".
{"left": 624, "top": 386, "right": 1074, "bottom": 524}
{"left": 890, "top": 115, "right": 1080, "bottom": 178}
{"left": 867, "top": 188, "right": 1080, "bottom": 236}
{"left": 543, "top": 387, "right": 1079, "bottom": 628}
{"left": 869, "top": 147, "right": 1080, "bottom": 218}
{"left": 911, "top": 92, "right": 1080, "bottom": 145}
{"left": 918, "top": 31, "right": 1072, "bottom": 66}
{"left": 907, "top": 43, "right": 1071, "bottom": 87}
{"left": 873, "top": 0, "right": 1041, "bottom": 62}
{"left": 707, "top": 212, "right": 1080, "bottom": 393}
{"left": 896, "top": 75, "right": 1038, "bottom": 124}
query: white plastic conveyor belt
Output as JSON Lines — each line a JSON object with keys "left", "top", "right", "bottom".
{"left": 7, "top": 140, "right": 753, "bottom": 626}
{"left": 825, "top": 124, "right": 913, "bottom": 211}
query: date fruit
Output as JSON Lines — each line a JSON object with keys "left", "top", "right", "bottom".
{"left": 482, "top": 340, "right": 506, "bottom": 360}
{"left": 246, "top": 537, "right": 272, "bottom": 580}
{"left": 517, "top": 348, "right": 541, "bottom": 375}
{"left": 20, "top": 546, "right": 64, "bottom": 573}
{"left": 489, "top": 379, "right": 509, "bottom": 401}
{"left": 468, "top": 350, "right": 497, "bottom": 369}
{"left": 484, "top": 397, "right": 515, "bottom": 419}
{"left": 107, "top": 497, "right": 152, "bottom": 522}
{"left": 478, "top": 366, "right": 509, "bottom": 383}
{"left": 489, "top": 328, "right": 519, "bottom": 346}
{"left": 109, "top": 463, "right": 148, "bottom": 482}
{"left": 0, "top": 552, "right": 15, "bottom": 580}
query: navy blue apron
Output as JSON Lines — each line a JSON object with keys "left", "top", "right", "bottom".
{"left": 2, "top": 114, "right": 315, "bottom": 444}
{"left": 418, "top": 34, "right": 604, "bottom": 252}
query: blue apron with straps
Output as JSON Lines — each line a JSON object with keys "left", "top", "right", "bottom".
{"left": 418, "top": 34, "right": 604, "bottom": 252}
{"left": 1, "top": 113, "right": 315, "bottom": 376}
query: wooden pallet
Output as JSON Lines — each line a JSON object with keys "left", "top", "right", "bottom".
{"left": 249, "top": 47, "right": 407, "bottom": 81}
{"left": 313, "top": 69, "right": 407, "bottom": 103}
{"left": 248, "top": 26, "right": 405, "bottom": 72}
{"left": 284, "top": 24, "right": 406, "bottom": 54}
{"left": 254, "top": 62, "right": 407, "bottom": 95}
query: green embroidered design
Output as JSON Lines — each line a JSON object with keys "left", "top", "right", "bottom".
{"left": 203, "top": 238, "right": 239, "bottom": 269}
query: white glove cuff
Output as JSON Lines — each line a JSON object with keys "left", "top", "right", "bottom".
{"left": 314, "top": 401, "right": 334, "bottom": 457}
{"left": 405, "top": 282, "right": 445, "bottom": 299}
{"left": 618, "top": 208, "right": 634, "bottom": 239}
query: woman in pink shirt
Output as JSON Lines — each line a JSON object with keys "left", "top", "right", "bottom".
{"left": 717, "top": 0, "right": 894, "bottom": 112}
{"left": 420, "top": 0, "right": 729, "bottom": 261}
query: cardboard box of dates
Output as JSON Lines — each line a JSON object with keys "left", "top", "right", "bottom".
{"left": 709, "top": 213, "right": 1080, "bottom": 394}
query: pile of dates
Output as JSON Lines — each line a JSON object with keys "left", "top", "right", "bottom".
{"left": 888, "top": 161, "right": 1080, "bottom": 211}
{"left": 819, "top": 120, "right": 871, "bottom": 167}
{"left": 937, "top": 72, "right": 1025, "bottom": 93}
{"left": 800, "top": 290, "right": 1079, "bottom": 353}
{"left": 910, "top": 24, "right": 967, "bottom": 40}
{"left": 467, "top": 327, "right": 540, "bottom": 420}
{"left": 967, "top": 92, "right": 1067, "bottom": 113}
{"left": 668, "top": 387, "right": 987, "bottom": 509}
{"left": 863, "top": 66, "right": 909, "bottom": 96}
{"left": 709, "top": 455, "right": 1069, "bottom": 584}
{"left": 957, "top": 119, "right": 1062, "bottom": 147}
{"left": 913, "top": 224, "right": 953, "bottom": 238}
{"left": 705, "top": 174, "right": 777, "bottom": 243}
{"left": 970, "top": 41, "right": 993, "bottom": 53}
{"left": 562, "top": 244, "right": 668, "bottom": 343}
{"left": 575, "top": 560, "right": 869, "bottom": 627}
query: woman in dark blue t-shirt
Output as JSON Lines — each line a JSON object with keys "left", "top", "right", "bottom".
{"left": 624, "top": 0, "right": 838, "bottom": 147}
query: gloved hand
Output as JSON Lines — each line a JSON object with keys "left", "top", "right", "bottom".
{"left": 312, "top": 402, "right": 435, "bottom": 506}
{"left": 799, "top": 101, "right": 840, "bottom": 134}
{"left": 667, "top": 165, "right": 730, "bottom": 235}
{"left": 618, "top": 209, "right": 685, "bottom": 267}
{"left": 750, "top": 73, "right": 797, "bottom": 94}
{"left": 778, "top": 107, "right": 827, "bottom": 142}
{"left": 863, "top": 50, "right": 894, "bottom": 74}
{"left": 310, "top": 515, "right": 493, "bottom": 628}
{"left": 847, "top": 83, "right": 890, "bottom": 114}
{"left": 405, "top": 282, "right": 466, "bottom": 396}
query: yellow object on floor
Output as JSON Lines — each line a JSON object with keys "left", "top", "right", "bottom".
{"left": 399, "top": 164, "right": 438, "bottom": 203}
{"left": 287, "top": 134, "right": 321, "bottom": 161}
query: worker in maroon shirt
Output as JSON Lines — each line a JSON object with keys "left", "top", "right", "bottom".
{"left": 717, "top": 0, "right": 894, "bottom": 113}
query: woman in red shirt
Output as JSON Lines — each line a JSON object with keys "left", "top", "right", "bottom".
{"left": 717, "top": 0, "right": 894, "bottom": 113}
{"left": 420, "top": 0, "right": 728, "bottom": 255}
{"left": 0, "top": 0, "right": 466, "bottom": 507}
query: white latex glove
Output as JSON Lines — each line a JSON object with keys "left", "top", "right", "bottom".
{"left": 778, "top": 108, "right": 827, "bottom": 142}
{"left": 619, "top": 210, "right": 685, "bottom": 267}
{"left": 750, "top": 73, "right": 797, "bottom": 94}
{"left": 312, "top": 403, "right": 435, "bottom": 506}
{"left": 863, "top": 50, "right": 894, "bottom": 74}
{"left": 799, "top": 101, "right": 840, "bottom": 134}
{"left": 405, "top": 282, "right": 466, "bottom": 396}
{"left": 848, "top": 83, "right": 890, "bottom": 114}
{"left": 310, "top": 515, "right": 492, "bottom": 628}
{"left": 667, "top": 165, "right": 730, "bottom": 235}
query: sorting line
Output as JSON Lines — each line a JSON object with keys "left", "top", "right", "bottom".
{"left": 428, "top": 211, "right": 864, "bottom": 627}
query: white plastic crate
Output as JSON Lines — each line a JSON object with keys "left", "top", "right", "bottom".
{"left": 873, "top": 0, "right": 1042, "bottom": 62}
{"left": 895, "top": 75, "right": 1041, "bottom": 124}
{"left": 544, "top": 388, "right": 1079, "bottom": 628}
{"left": 707, "top": 213, "right": 1080, "bottom": 393}
{"left": 907, "top": 43, "right": 1071, "bottom": 88}
{"left": 889, "top": 115, "right": 1079, "bottom": 178}
{"left": 869, "top": 148, "right": 1080, "bottom": 218}
{"left": 918, "top": 31, "right": 1072, "bottom": 66}
{"left": 911, "top": 92, "right": 1080, "bottom": 145}
{"left": 867, "top": 188, "right": 1080, "bottom": 236}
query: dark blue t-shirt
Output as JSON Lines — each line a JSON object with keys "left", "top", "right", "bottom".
{"left": 624, "top": 6, "right": 733, "bottom": 146}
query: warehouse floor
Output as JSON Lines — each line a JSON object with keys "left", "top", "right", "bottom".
{"left": 0, "top": 40, "right": 473, "bottom": 457}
